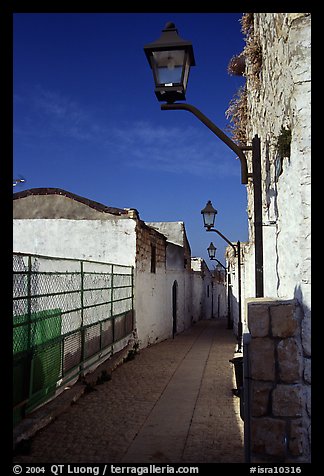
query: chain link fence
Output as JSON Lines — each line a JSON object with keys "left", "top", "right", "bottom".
{"left": 13, "top": 253, "right": 134, "bottom": 426}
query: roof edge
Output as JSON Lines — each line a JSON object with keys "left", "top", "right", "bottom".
{"left": 13, "top": 188, "right": 128, "bottom": 216}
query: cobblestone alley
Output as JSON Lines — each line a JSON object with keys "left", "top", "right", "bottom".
{"left": 13, "top": 319, "right": 244, "bottom": 464}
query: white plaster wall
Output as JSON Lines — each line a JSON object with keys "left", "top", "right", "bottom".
{"left": 213, "top": 282, "right": 227, "bottom": 319}
{"left": 168, "top": 269, "right": 192, "bottom": 332}
{"left": 13, "top": 219, "right": 137, "bottom": 266}
{"left": 243, "top": 13, "right": 311, "bottom": 462}
{"left": 13, "top": 231, "right": 135, "bottom": 385}
{"left": 146, "top": 221, "right": 187, "bottom": 247}
{"left": 13, "top": 218, "right": 194, "bottom": 351}
{"left": 238, "top": 12, "right": 311, "bottom": 333}
{"left": 204, "top": 280, "right": 213, "bottom": 320}
{"left": 184, "top": 278, "right": 193, "bottom": 329}
{"left": 143, "top": 223, "right": 193, "bottom": 339}
{"left": 191, "top": 258, "right": 215, "bottom": 321}
{"left": 165, "top": 243, "right": 193, "bottom": 333}
{"left": 241, "top": 244, "right": 255, "bottom": 331}
{"left": 245, "top": 13, "right": 311, "bottom": 353}
{"left": 134, "top": 252, "right": 192, "bottom": 348}
{"left": 183, "top": 271, "right": 193, "bottom": 329}
{"left": 191, "top": 273, "right": 204, "bottom": 321}
{"left": 229, "top": 264, "right": 239, "bottom": 336}
{"left": 134, "top": 266, "right": 169, "bottom": 348}
{"left": 13, "top": 218, "right": 172, "bottom": 349}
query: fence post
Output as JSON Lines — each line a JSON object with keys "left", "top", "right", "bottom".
{"left": 27, "top": 255, "right": 34, "bottom": 403}
{"left": 111, "top": 264, "right": 115, "bottom": 345}
{"left": 80, "top": 260, "right": 85, "bottom": 375}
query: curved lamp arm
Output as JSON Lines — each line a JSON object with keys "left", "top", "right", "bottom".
{"left": 207, "top": 228, "right": 242, "bottom": 352}
{"left": 211, "top": 258, "right": 227, "bottom": 271}
{"left": 161, "top": 102, "right": 250, "bottom": 184}
{"left": 207, "top": 227, "right": 237, "bottom": 256}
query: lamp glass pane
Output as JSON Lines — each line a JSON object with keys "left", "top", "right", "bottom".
{"left": 208, "top": 243, "right": 216, "bottom": 259}
{"left": 203, "top": 212, "right": 216, "bottom": 228}
{"left": 152, "top": 50, "right": 185, "bottom": 86}
{"left": 182, "top": 54, "right": 190, "bottom": 89}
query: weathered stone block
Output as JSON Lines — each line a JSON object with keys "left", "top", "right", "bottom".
{"left": 303, "top": 358, "right": 311, "bottom": 384}
{"left": 301, "top": 314, "right": 311, "bottom": 356}
{"left": 250, "top": 338, "right": 275, "bottom": 381}
{"left": 277, "top": 338, "right": 303, "bottom": 383}
{"left": 289, "top": 419, "right": 305, "bottom": 456}
{"left": 305, "top": 385, "right": 311, "bottom": 417}
{"left": 251, "top": 417, "right": 286, "bottom": 457}
{"left": 251, "top": 381, "right": 273, "bottom": 416}
{"left": 272, "top": 384, "right": 303, "bottom": 417}
{"left": 270, "top": 302, "right": 298, "bottom": 337}
{"left": 247, "top": 301, "right": 270, "bottom": 337}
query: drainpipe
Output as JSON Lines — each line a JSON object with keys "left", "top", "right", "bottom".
{"left": 237, "top": 241, "right": 242, "bottom": 352}
{"left": 243, "top": 332, "right": 252, "bottom": 463}
{"left": 252, "top": 136, "right": 264, "bottom": 297}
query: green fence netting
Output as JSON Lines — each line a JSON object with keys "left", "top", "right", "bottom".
{"left": 13, "top": 253, "right": 134, "bottom": 426}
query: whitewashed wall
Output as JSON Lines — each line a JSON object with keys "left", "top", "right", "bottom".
{"left": 146, "top": 222, "right": 194, "bottom": 333}
{"left": 134, "top": 265, "right": 169, "bottom": 348}
{"left": 191, "top": 257, "right": 215, "bottom": 321}
{"left": 13, "top": 219, "right": 137, "bottom": 266}
{"left": 228, "top": 15, "right": 311, "bottom": 336}
{"left": 13, "top": 218, "right": 168, "bottom": 349}
{"left": 245, "top": 13, "right": 311, "bottom": 323}
{"left": 191, "top": 271, "right": 204, "bottom": 321}
{"left": 242, "top": 13, "right": 311, "bottom": 462}
{"left": 165, "top": 242, "right": 193, "bottom": 333}
{"left": 13, "top": 218, "right": 189, "bottom": 349}
{"left": 213, "top": 280, "right": 227, "bottom": 320}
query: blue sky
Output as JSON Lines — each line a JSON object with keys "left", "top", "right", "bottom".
{"left": 13, "top": 12, "right": 248, "bottom": 265}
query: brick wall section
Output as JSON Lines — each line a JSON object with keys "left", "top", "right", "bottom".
{"left": 135, "top": 220, "right": 167, "bottom": 273}
{"left": 247, "top": 298, "right": 311, "bottom": 463}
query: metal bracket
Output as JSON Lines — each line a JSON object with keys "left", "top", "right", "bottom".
{"left": 161, "top": 102, "right": 249, "bottom": 184}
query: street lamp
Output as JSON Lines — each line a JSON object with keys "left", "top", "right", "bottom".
{"left": 144, "top": 22, "right": 264, "bottom": 298}
{"left": 202, "top": 200, "right": 242, "bottom": 352}
{"left": 207, "top": 241, "right": 217, "bottom": 260}
{"left": 207, "top": 242, "right": 232, "bottom": 329}
{"left": 201, "top": 200, "right": 217, "bottom": 230}
{"left": 143, "top": 22, "right": 195, "bottom": 103}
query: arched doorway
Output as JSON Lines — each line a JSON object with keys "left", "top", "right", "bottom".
{"left": 172, "top": 281, "right": 178, "bottom": 338}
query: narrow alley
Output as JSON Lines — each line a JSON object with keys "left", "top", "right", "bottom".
{"left": 13, "top": 319, "right": 244, "bottom": 464}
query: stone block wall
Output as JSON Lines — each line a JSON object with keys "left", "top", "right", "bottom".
{"left": 246, "top": 298, "right": 311, "bottom": 463}
{"left": 135, "top": 220, "right": 167, "bottom": 273}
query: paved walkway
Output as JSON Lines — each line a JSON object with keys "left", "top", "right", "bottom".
{"left": 13, "top": 319, "right": 244, "bottom": 464}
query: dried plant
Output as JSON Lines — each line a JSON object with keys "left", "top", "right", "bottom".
{"left": 225, "top": 13, "right": 262, "bottom": 143}
{"left": 225, "top": 84, "right": 248, "bottom": 145}
{"left": 240, "top": 13, "right": 254, "bottom": 37}
{"left": 227, "top": 53, "right": 246, "bottom": 76}
{"left": 240, "top": 13, "right": 262, "bottom": 88}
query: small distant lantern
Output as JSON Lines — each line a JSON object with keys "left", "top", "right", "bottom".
{"left": 144, "top": 22, "right": 196, "bottom": 103}
{"left": 207, "top": 242, "right": 217, "bottom": 260}
{"left": 201, "top": 200, "right": 217, "bottom": 230}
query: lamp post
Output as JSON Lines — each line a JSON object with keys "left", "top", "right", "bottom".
{"left": 144, "top": 22, "right": 264, "bottom": 298}
{"left": 207, "top": 242, "right": 227, "bottom": 271}
{"left": 202, "top": 201, "right": 242, "bottom": 352}
{"left": 207, "top": 242, "right": 232, "bottom": 329}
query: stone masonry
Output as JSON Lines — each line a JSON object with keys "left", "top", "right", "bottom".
{"left": 246, "top": 298, "right": 310, "bottom": 463}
